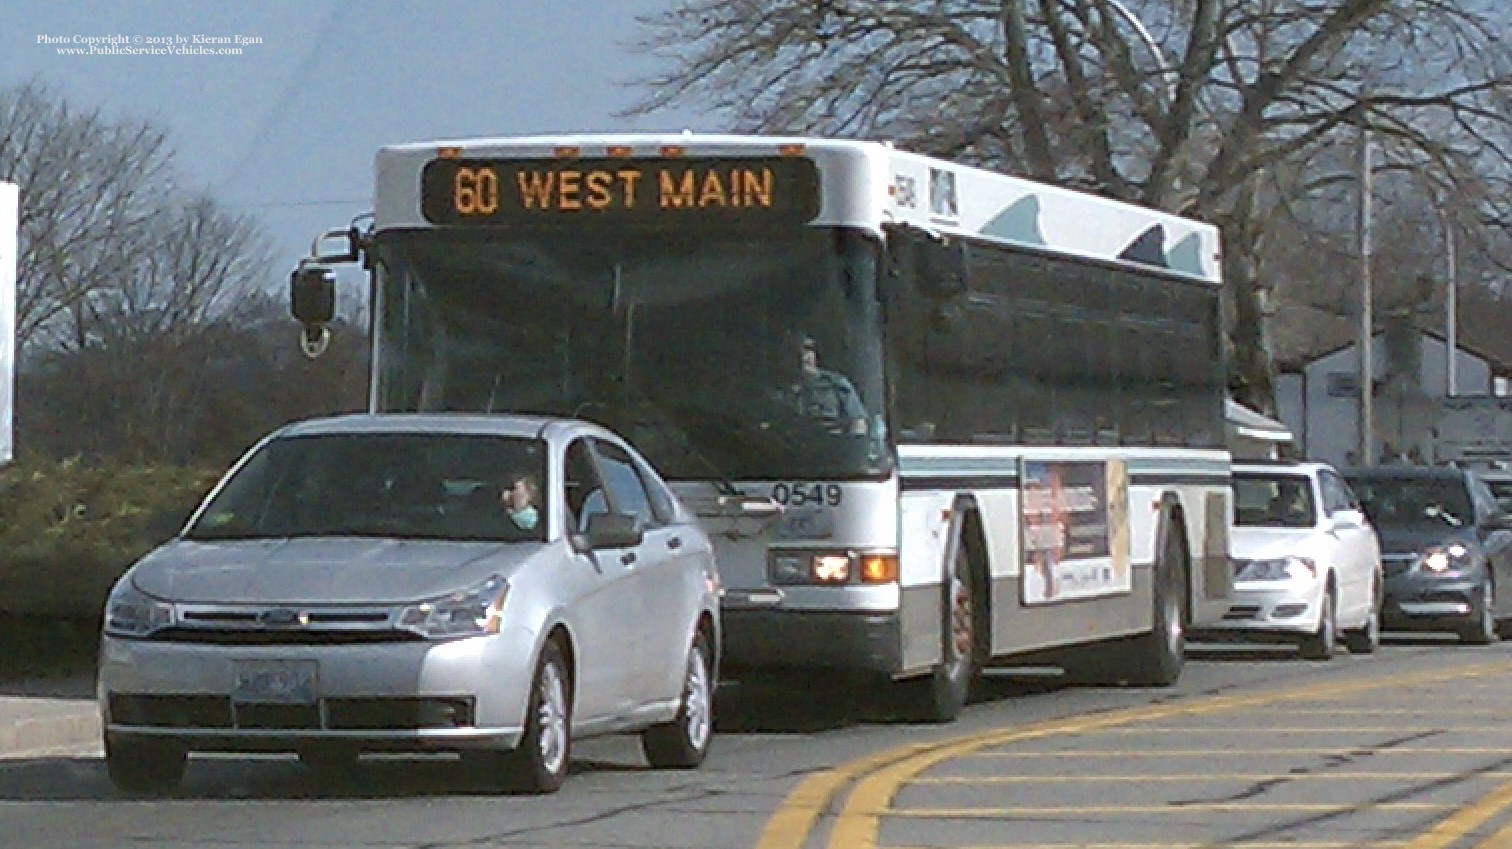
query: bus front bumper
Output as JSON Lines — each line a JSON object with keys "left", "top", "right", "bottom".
{"left": 719, "top": 607, "right": 901, "bottom": 676}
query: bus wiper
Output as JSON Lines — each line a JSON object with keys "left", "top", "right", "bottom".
{"left": 602, "top": 389, "right": 781, "bottom": 520}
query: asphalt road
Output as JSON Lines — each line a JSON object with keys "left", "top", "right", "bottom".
{"left": 6, "top": 636, "right": 1512, "bottom": 849}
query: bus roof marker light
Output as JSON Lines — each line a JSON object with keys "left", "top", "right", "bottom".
{"left": 437, "top": 147, "right": 461, "bottom": 159}
{"left": 554, "top": 146, "right": 580, "bottom": 159}
{"left": 606, "top": 145, "right": 633, "bottom": 158}
{"left": 660, "top": 145, "right": 686, "bottom": 157}
{"left": 778, "top": 143, "right": 806, "bottom": 156}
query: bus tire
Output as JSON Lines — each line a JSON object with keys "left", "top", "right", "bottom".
{"left": 895, "top": 535, "right": 977, "bottom": 723}
{"left": 1122, "top": 515, "right": 1187, "bottom": 687}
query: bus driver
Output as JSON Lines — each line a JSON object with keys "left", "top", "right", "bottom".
{"left": 782, "top": 334, "right": 867, "bottom": 436}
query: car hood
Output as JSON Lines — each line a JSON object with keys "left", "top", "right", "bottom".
{"left": 1230, "top": 527, "right": 1321, "bottom": 561}
{"left": 127, "top": 538, "right": 545, "bottom": 604}
{"left": 1373, "top": 525, "right": 1475, "bottom": 556}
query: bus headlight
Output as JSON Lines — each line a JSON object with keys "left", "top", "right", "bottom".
{"left": 813, "top": 554, "right": 850, "bottom": 583}
{"left": 770, "top": 552, "right": 898, "bottom": 585}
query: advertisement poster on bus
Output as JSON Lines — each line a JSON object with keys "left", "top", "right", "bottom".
{"left": 1021, "top": 459, "right": 1130, "bottom": 605}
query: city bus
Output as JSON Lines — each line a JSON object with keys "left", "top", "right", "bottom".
{"left": 290, "top": 134, "right": 1233, "bottom": 722}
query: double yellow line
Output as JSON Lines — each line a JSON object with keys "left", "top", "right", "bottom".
{"left": 754, "top": 660, "right": 1512, "bottom": 849}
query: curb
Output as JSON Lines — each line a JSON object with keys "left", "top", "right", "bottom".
{"left": 0, "top": 705, "right": 100, "bottom": 759}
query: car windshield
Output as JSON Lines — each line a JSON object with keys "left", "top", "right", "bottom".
{"left": 1346, "top": 476, "right": 1472, "bottom": 530}
{"left": 1233, "top": 473, "right": 1316, "bottom": 528}
{"left": 184, "top": 432, "right": 548, "bottom": 542}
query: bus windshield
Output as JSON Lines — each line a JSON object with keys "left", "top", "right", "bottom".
{"left": 370, "top": 227, "right": 891, "bottom": 481}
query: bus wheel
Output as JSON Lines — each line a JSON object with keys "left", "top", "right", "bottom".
{"left": 1122, "top": 522, "right": 1187, "bottom": 686}
{"left": 896, "top": 542, "right": 976, "bottom": 722}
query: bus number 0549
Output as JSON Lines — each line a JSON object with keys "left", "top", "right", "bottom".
{"left": 771, "top": 483, "right": 843, "bottom": 507}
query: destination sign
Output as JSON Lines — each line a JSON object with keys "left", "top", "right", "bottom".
{"left": 420, "top": 156, "right": 820, "bottom": 225}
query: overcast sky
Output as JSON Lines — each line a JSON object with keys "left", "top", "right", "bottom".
{"left": 0, "top": 0, "right": 712, "bottom": 278}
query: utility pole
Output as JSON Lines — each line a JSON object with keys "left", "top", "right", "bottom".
{"left": 1357, "top": 117, "right": 1375, "bottom": 465}
{"left": 1438, "top": 204, "right": 1458, "bottom": 396}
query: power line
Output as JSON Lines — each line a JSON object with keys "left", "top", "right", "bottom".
{"left": 239, "top": 199, "right": 368, "bottom": 209}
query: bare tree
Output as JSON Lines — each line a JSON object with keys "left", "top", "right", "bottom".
{"left": 626, "top": 0, "right": 1512, "bottom": 412}
{"left": 0, "top": 81, "right": 177, "bottom": 354}
{"left": 89, "top": 193, "right": 273, "bottom": 343}
{"left": 0, "top": 82, "right": 368, "bottom": 465}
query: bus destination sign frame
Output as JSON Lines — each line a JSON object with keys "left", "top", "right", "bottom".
{"left": 421, "top": 156, "right": 822, "bottom": 226}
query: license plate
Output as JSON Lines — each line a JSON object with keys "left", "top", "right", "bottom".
{"left": 232, "top": 660, "right": 318, "bottom": 704}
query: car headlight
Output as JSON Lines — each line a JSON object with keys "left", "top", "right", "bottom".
{"left": 1235, "top": 556, "right": 1317, "bottom": 582}
{"left": 396, "top": 575, "right": 510, "bottom": 639}
{"left": 103, "top": 580, "right": 175, "bottom": 638}
{"left": 1419, "top": 543, "right": 1473, "bottom": 574}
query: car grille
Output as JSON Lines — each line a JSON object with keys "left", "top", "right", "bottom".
{"left": 1382, "top": 555, "right": 1417, "bottom": 578}
{"left": 1223, "top": 605, "right": 1262, "bottom": 621}
{"left": 109, "top": 694, "right": 476, "bottom": 731}
{"left": 148, "top": 604, "right": 424, "bottom": 645}
{"left": 148, "top": 628, "right": 425, "bottom": 645}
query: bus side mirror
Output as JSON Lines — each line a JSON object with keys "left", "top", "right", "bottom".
{"left": 290, "top": 264, "right": 336, "bottom": 325}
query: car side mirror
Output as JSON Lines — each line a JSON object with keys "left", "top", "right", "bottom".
{"left": 580, "top": 512, "right": 643, "bottom": 550}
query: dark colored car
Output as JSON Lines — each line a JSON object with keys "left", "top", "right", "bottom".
{"left": 1343, "top": 466, "right": 1512, "bottom": 644}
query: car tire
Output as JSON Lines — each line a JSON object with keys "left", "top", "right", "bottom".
{"left": 641, "top": 630, "right": 715, "bottom": 769}
{"left": 1459, "top": 581, "right": 1498, "bottom": 646}
{"left": 1299, "top": 585, "right": 1337, "bottom": 661}
{"left": 485, "top": 639, "right": 571, "bottom": 793}
{"left": 1342, "top": 577, "right": 1381, "bottom": 655}
{"left": 105, "top": 732, "right": 187, "bottom": 794}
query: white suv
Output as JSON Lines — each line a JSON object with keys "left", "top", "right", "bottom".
{"left": 1209, "top": 461, "right": 1384, "bottom": 659}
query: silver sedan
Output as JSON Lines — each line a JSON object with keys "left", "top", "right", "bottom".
{"left": 98, "top": 413, "right": 721, "bottom": 794}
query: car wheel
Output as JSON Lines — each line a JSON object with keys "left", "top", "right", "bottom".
{"left": 641, "top": 630, "right": 715, "bottom": 769}
{"left": 1343, "top": 575, "right": 1382, "bottom": 655}
{"left": 105, "top": 732, "right": 187, "bottom": 794}
{"left": 1459, "top": 581, "right": 1498, "bottom": 645}
{"left": 1299, "top": 585, "right": 1337, "bottom": 660}
{"left": 490, "top": 639, "right": 571, "bottom": 793}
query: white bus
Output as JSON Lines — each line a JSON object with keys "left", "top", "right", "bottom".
{"left": 292, "top": 134, "right": 1233, "bottom": 722}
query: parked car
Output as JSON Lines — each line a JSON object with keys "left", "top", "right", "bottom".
{"left": 1343, "top": 465, "right": 1512, "bottom": 644}
{"left": 98, "top": 413, "right": 722, "bottom": 794}
{"left": 1209, "top": 461, "right": 1383, "bottom": 659}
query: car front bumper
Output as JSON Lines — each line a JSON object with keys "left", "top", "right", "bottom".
{"left": 1193, "top": 580, "right": 1325, "bottom": 640}
{"left": 98, "top": 627, "right": 539, "bottom": 753}
{"left": 1382, "top": 574, "right": 1484, "bottom": 630}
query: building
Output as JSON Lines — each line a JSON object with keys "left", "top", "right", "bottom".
{"left": 1276, "top": 326, "right": 1507, "bottom": 467}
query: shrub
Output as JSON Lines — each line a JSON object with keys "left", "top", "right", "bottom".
{"left": 0, "top": 458, "right": 220, "bottom": 621}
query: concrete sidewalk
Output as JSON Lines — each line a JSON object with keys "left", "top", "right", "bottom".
{"left": 0, "top": 674, "right": 100, "bottom": 759}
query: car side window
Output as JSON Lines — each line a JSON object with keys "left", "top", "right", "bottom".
{"left": 1319, "top": 471, "right": 1356, "bottom": 517}
{"left": 591, "top": 439, "right": 659, "bottom": 530}
{"left": 565, "top": 439, "right": 608, "bottom": 533}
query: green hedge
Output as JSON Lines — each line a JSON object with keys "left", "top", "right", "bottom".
{"left": 0, "top": 459, "right": 221, "bottom": 620}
